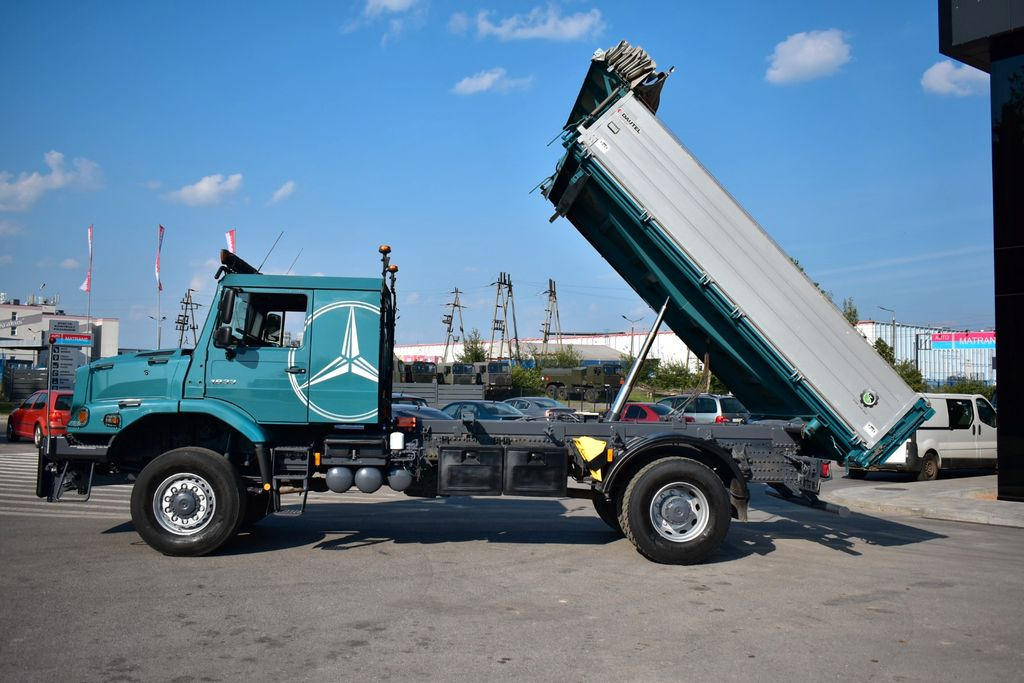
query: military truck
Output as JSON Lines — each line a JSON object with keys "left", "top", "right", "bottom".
{"left": 402, "top": 360, "right": 437, "bottom": 384}
{"left": 476, "top": 360, "right": 512, "bottom": 388}
{"left": 38, "top": 41, "right": 932, "bottom": 564}
{"left": 541, "top": 363, "right": 624, "bottom": 402}
{"left": 438, "top": 362, "right": 476, "bottom": 385}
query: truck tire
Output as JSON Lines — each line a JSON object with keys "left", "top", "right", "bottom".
{"left": 583, "top": 388, "right": 599, "bottom": 403}
{"left": 130, "top": 447, "right": 246, "bottom": 556}
{"left": 545, "top": 384, "right": 559, "bottom": 399}
{"left": 592, "top": 494, "right": 623, "bottom": 536}
{"left": 556, "top": 386, "right": 568, "bottom": 401}
{"left": 917, "top": 452, "right": 939, "bottom": 481}
{"left": 618, "top": 456, "right": 730, "bottom": 565}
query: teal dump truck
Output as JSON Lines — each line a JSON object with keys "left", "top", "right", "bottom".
{"left": 38, "top": 42, "right": 931, "bottom": 564}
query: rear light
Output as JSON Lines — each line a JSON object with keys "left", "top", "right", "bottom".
{"left": 821, "top": 461, "right": 831, "bottom": 478}
{"left": 684, "top": 416, "right": 695, "bottom": 423}
{"left": 395, "top": 416, "right": 417, "bottom": 430}
{"left": 715, "top": 415, "right": 727, "bottom": 423}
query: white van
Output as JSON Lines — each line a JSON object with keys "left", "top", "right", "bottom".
{"left": 848, "top": 393, "right": 997, "bottom": 481}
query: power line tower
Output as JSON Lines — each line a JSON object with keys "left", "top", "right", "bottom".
{"left": 175, "top": 289, "right": 203, "bottom": 347}
{"left": 540, "top": 278, "right": 563, "bottom": 357}
{"left": 440, "top": 288, "right": 466, "bottom": 363}
{"left": 488, "top": 272, "right": 521, "bottom": 361}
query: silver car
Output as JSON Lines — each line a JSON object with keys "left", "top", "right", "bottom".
{"left": 656, "top": 393, "right": 750, "bottom": 423}
{"left": 503, "top": 396, "right": 578, "bottom": 420}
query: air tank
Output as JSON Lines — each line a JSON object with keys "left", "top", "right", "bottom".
{"left": 354, "top": 467, "right": 383, "bottom": 493}
{"left": 325, "top": 467, "right": 354, "bottom": 493}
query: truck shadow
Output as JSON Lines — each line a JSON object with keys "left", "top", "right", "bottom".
{"left": 197, "top": 492, "right": 947, "bottom": 561}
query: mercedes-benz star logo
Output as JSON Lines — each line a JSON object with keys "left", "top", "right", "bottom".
{"left": 301, "top": 307, "right": 378, "bottom": 388}
{"left": 288, "top": 300, "right": 380, "bottom": 422}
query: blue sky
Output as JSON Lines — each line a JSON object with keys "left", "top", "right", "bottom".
{"left": 0, "top": 1, "right": 994, "bottom": 350}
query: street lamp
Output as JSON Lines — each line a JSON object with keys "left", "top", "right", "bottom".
{"left": 622, "top": 314, "right": 644, "bottom": 357}
{"left": 148, "top": 315, "right": 167, "bottom": 349}
{"left": 878, "top": 306, "right": 896, "bottom": 359}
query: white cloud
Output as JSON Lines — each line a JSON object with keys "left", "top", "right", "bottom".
{"left": 270, "top": 180, "right": 296, "bottom": 205}
{"left": 0, "top": 219, "right": 24, "bottom": 236}
{"left": 448, "top": 12, "right": 470, "bottom": 35}
{"left": 60, "top": 257, "right": 80, "bottom": 270}
{"left": 0, "top": 151, "right": 103, "bottom": 212}
{"left": 475, "top": 6, "right": 604, "bottom": 41}
{"left": 168, "top": 173, "right": 243, "bottom": 207}
{"left": 921, "top": 60, "right": 989, "bottom": 96}
{"left": 453, "top": 67, "right": 533, "bottom": 95}
{"left": 343, "top": 0, "right": 424, "bottom": 44}
{"left": 364, "top": 0, "right": 418, "bottom": 16}
{"left": 765, "top": 29, "right": 851, "bottom": 85}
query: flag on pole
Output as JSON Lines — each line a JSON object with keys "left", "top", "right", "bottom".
{"left": 225, "top": 229, "right": 236, "bottom": 253}
{"left": 155, "top": 224, "right": 165, "bottom": 292}
{"left": 79, "top": 224, "right": 93, "bottom": 292}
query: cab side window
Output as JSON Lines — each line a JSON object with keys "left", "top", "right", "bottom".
{"left": 976, "top": 399, "right": 997, "bottom": 428}
{"left": 946, "top": 399, "right": 974, "bottom": 430}
{"left": 224, "top": 291, "right": 307, "bottom": 348}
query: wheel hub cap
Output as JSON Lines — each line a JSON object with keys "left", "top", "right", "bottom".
{"left": 153, "top": 473, "right": 216, "bottom": 536}
{"left": 649, "top": 482, "right": 711, "bottom": 543}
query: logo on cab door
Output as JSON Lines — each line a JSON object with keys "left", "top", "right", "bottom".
{"left": 288, "top": 300, "right": 379, "bottom": 421}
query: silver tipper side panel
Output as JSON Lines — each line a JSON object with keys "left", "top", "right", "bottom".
{"left": 576, "top": 92, "right": 919, "bottom": 450}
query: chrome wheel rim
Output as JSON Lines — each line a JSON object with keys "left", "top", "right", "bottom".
{"left": 649, "top": 482, "right": 710, "bottom": 543}
{"left": 153, "top": 472, "right": 216, "bottom": 536}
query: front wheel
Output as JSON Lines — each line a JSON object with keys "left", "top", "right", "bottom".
{"left": 619, "top": 457, "right": 730, "bottom": 565}
{"left": 583, "top": 388, "right": 599, "bottom": 403}
{"left": 6, "top": 421, "right": 18, "bottom": 443}
{"left": 917, "top": 453, "right": 939, "bottom": 481}
{"left": 130, "top": 447, "right": 246, "bottom": 556}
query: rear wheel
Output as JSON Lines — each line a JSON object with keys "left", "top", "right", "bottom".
{"left": 556, "top": 386, "right": 568, "bottom": 401}
{"left": 130, "top": 447, "right": 246, "bottom": 556}
{"left": 592, "top": 494, "right": 623, "bottom": 535}
{"left": 619, "top": 457, "right": 730, "bottom": 565}
{"left": 583, "top": 388, "right": 599, "bottom": 403}
{"left": 917, "top": 452, "right": 939, "bottom": 481}
{"left": 545, "top": 384, "right": 559, "bottom": 399}
{"left": 33, "top": 423, "right": 43, "bottom": 448}
{"left": 6, "top": 421, "right": 18, "bottom": 443}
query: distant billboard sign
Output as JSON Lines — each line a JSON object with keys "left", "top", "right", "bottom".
{"left": 930, "top": 332, "right": 996, "bottom": 350}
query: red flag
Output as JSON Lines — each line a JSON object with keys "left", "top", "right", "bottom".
{"left": 79, "top": 224, "right": 93, "bottom": 292}
{"left": 225, "top": 229, "right": 236, "bottom": 253}
{"left": 155, "top": 224, "right": 164, "bottom": 292}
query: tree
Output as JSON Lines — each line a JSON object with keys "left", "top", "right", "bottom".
{"left": 536, "top": 345, "right": 582, "bottom": 368}
{"left": 510, "top": 364, "right": 543, "bottom": 390}
{"left": 942, "top": 376, "right": 996, "bottom": 402}
{"left": 894, "top": 360, "right": 926, "bottom": 392}
{"left": 457, "top": 329, "right": 487, "bottom": 363}
{"left": 650, "top": 360, "right": 695, "bottom": 393}
{"left": 873, "top": 338, "right": 895, "bottom": 365}
{"left": 841, "top": 297, "right": 859, "bottom": 326}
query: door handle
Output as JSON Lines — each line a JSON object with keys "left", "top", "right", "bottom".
{"left": 286, "top": 367, "right": 306, "bottom": 374}
{"left": 148, "top": 357, "right": 169, "bottom": 365}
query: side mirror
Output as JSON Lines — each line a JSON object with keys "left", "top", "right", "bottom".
{"left": 218, "top": 288, "right": 237, "bottom": 325}
{"left": 213, "top": 325, "right": 235, "bottom": 348}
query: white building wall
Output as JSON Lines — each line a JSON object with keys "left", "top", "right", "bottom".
{"left": 0, "top": 302, "right": 119, "bottom": 364}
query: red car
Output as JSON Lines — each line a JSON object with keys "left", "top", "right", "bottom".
{"left": 6, "top": 390, "right": 73, "bottom": 447}
{"left": 617, "top": 402, "right": 673, "bottom": 422}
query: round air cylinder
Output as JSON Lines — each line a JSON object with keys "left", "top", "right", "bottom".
{"left": 325, "top": 467, "right": 354, "bottom": 493}
{"left": 354, "top": 467, "right": 383, "bottom": 493}
{"left": 387, "top": 467, "right": 413, "bottom": 492}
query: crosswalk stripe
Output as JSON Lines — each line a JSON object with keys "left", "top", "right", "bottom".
{"left": 0, "top": 508, "right": 128, "bottom": 520}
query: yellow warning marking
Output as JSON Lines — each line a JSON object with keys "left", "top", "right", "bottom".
{"left": 573, "top": 437, "right": 607, "bottom": 463}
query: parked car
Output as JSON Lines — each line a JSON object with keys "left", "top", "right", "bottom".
{"left": 393, "top": 392, "right": 429, "bottom": 407}
{"left": 656, "top": 393, "right": 750, "bottom": 423}
{"left": 848, "top": 393, "right": 997, "bottom": 481}
{"left": 503, "top": 396, "right": 578, "bottom": 420}
{"left": 440, "top": 400, "right": 526, "bottom": 421}
{"left": 616, "top": 402, "right": 673, "bottom": 422}
{"left": 392, "top": 403, "right": 454, "bottom": 421}
{"left": 6, "top": 390, "right": 73, "bottom": 447}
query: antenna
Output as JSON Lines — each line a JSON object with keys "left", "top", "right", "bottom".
{"left": 441, "top": 288, "right": 467, "bottom": 363}
{"left": 257, "top": 231, "right": 284, "bottom": 271}
{"left": 285, "top": 248, "right": 303, "bottom": 275}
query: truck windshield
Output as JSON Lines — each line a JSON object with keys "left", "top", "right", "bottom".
{"left": 487, "top": 362, "right": 509, "bottom": 373}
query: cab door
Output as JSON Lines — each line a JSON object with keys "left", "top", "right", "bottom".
{"left": 206, "top": 289, "right": 311, "bottom": 423}
{"left": 302, "top": 288, "right": 382, "bottom": 424}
